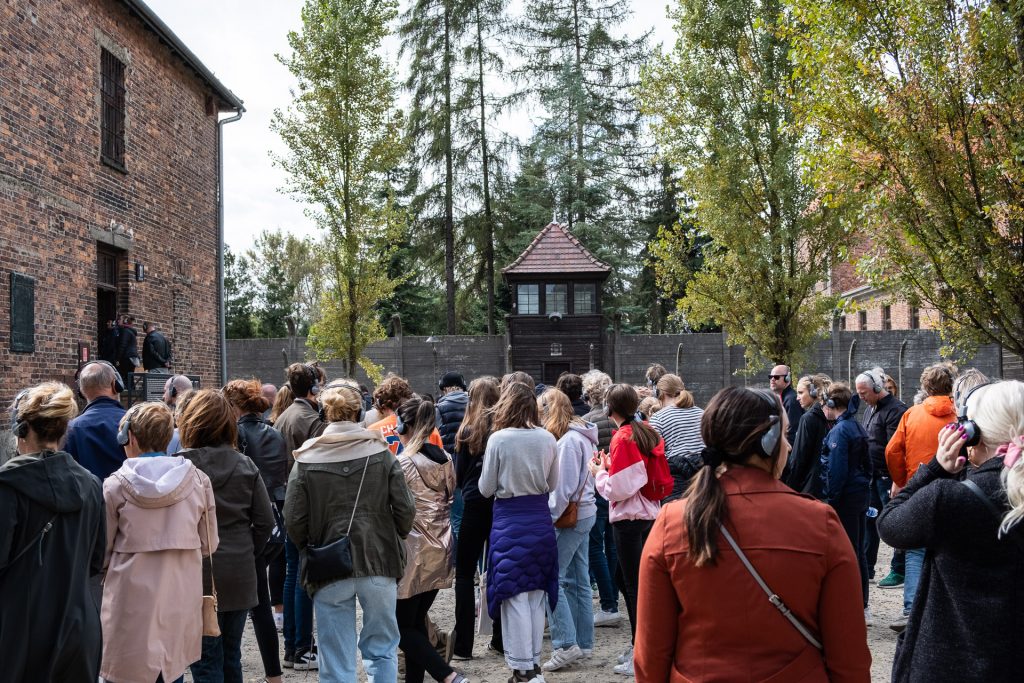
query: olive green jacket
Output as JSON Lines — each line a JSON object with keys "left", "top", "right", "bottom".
{"left": 284, "top": 422, "right": 415, "bottom": 594}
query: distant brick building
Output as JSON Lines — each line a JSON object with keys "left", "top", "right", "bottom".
{"left": 0, "top": 0, "right": 243, "bottom": 406}
{"left": 830, "top": 239, "right": 938, "bottom": 333}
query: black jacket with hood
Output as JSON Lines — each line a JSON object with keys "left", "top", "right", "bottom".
{"left": 182, "top": 445, "right": 275, "bottom": 612}
{"left": 785, "top": 403, "right": 832, "bottom": 499}
{"left": 0, "top": 450, "right": 105, "bottom": 682}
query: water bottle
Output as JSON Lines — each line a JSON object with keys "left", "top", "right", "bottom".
{"left": 865, "top": 506, "right": 879, "bottom": 519}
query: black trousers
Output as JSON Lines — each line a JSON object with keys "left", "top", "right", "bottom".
{"left": 833, "top": 487, "right": 870, "bottom": 608}
{"left": 612, "top": 518, "right": 654, "bottom": 643}
{"left": 453, "top": 498, "right": 502, "bottom": 657}
{"left": 397, "top": 590, "right": 453, "bottom": 683}
{"left": 250, "top": 553, "right": 283, "bottom": 677}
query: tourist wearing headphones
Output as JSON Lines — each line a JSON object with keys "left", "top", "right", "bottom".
{"left": 784, "top": 373, "right": 832, "bottom": 497}
{"left": 855, "top": 367, "right": 908, "bottom": 591}
{"left": 634, "top": 386, "right": 871, "bottom": 682}
{"left": 878, "top": 381, "right": 1024, "bottom": 682}
{"left": 770, "top": 364, "right": 804, "bottom": 447}
{"left": 163, "top": 374, "right": 194, "bottom": 454}
{"left": 100, "top": 401, "right": 216, "bottom": 683}
{"left": 392, "top": 397, "right": 467, "bottom": 683}
{"left": 820, "top": 383, "right": 872, "bottom": 622}
{"left": 479, "top": 381, "right": 560, "bottom": 683}
{"left": 590, "top": 384, "right": 669, "bottom": 676}
{"left": 223, "top": 379, "right": 289, "bottom": 683}
{"left": 371, "top": 374, "right": 445, "bottom": 455}
{"left": 177, "top": 389, "right": 275, "bottom": 683}
{"left": 285, "top": 380, "right": 416, "bottom": 683}
{"left": 883, "top": 363, "right": 957, "bottom": 631}
{"left": 1, "top": 383, "right": 106, "bottom": 682}
{"left": 273, "top": 362, "right": 326, "bottom": 669}
{"left": 65, "top": 360, "right": 127, "bottom": 479}
{"left": 651, "top": 373, "right": 705, "bottom": 503}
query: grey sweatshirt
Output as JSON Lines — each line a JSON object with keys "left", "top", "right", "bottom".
{"left": 549, "top": 422, "right": 598, "bottom": 522}
{"left": 479, "top": 427, "right": 558, "bottom": 499}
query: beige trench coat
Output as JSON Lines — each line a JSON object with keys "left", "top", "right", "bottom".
{"left": 100, "top": 456, "right": 218, "bottom": 683}
{"left": 397, "top": 446, "right": 455, "bottom": 599}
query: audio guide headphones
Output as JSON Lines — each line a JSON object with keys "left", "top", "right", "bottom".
{"left": 10, "top": 389, "right": 30, "bottom": 439}
{"left": 117, "top": 403, "right": 144, "bottom": 447}
{"left": 394, "top": 410, "right": 407, "bottom": 435}
{"left": 753, "top": 389, "right": 782, "bottom": 459}
{"left": 168, "top": 375, "right": 190, "bottom": 399}
{"left": 957, "top": 382, "right": 995, "bottom": 448}
{"left": 77, "top": 360, "right": 126, "bottom": 396}
{"left": 317, "top": 381, "right": 365, "bottom": 423}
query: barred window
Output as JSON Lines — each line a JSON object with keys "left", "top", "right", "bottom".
{"left": 545, "top": 284, "right": 567, "bottom": 315}
{"left": 101, "top": 48, "right": 126, "bottom": 170}
{"left": 882, "top": 305, "right": 892, "bottom": 330}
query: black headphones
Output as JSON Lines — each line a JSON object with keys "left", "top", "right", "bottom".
{"left": 10, "top": 389, "right": 30, "bottom": 439}
{"left": 117, "top": 403, "right": 144, "bottom": 446}
{"left": 753, "top": 389, "right": 783, "bottom": 459}
{"left": 167, "top": 375, "right": 190, "bottom": 399}
{"left": 957, "top": 382, "right": 995, "bottom": 448}
{"left": 78, "top": 360, "right": 126, "bottom": 396}
{"left": 808, "top": 383, "right": 819, "bottom": 399}
{"left": 317, "top": 381, "right": 365, "bottom": 423}
{"left": 304, "top": 364, "right": 321, "bottom": 396}
{"left": 859, "top": 368, "right": 885, "bottom": 394}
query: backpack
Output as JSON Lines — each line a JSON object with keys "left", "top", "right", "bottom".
{"left": 639, "top": 445, "right": 673, "bottom": 502}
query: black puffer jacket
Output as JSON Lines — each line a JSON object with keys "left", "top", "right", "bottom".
{"left": 237, "top": 413, "right": 290, "bottom": 502}
{"left": 862, "top": 393, "right": 907, "bottom": 476}
{"left": 785, "top": 403, "right": 832, "bottom": 498}
{"left": 879, "top": 457, "right": 1024, "bottom": 682}
{"left": 436, "top": 390, "right": 468, "bottom": 455}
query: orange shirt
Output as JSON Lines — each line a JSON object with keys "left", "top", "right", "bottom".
{"left": 370, "top": 414, "right": 444, "bottom": 456}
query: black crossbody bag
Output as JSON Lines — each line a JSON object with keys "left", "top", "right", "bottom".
{"left": 305, "top": 454, "right": 371, "bottom": 583}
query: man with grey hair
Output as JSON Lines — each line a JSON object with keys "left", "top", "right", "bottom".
{"left": 65, "top": 361, "right": 127, "bottom": 479}
{"left": 856, "top": 366, "right": 908, "bottom": 591}
{"left": 162, "top": 375, "right": 194, "bottom": 454}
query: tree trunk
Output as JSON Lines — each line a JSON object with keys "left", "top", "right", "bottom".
{"left": 444, "top": 0, "right": 457, "bottom": 334}
{"left": 475, "top": 5, "right": 495, "bottom": 335}
{"left": 571, "top": 0, "right": 586, "bottom": 229}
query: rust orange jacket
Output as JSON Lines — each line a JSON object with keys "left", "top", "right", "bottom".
{"left": 634, "top": 466, "right": 870, "bottom": 683}
{"left": 884, "top": 396, "right": 956, "bottom": 488}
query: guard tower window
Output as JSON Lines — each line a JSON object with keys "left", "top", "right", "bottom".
{"left": 545, "top": 284, "right": 567, "bottom": 315}
{"left": 574, "top": 283, "right": 596, "bottom": 314}
{"left": 517, "top": 284, "right": 539, "bottom": 314}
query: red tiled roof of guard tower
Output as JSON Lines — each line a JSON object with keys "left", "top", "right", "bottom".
{"left": 502, "top": 223, "right": 611, "bottom": 274}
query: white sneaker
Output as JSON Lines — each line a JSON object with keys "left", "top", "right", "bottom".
{"left": 594, "top": 609, "right": 622, "bottom": 627}
{"left": 613, "top": 650, "right": 634, "bottom": 676}
{"left": 864, "top": 607, "right": 874, "bottom": 627}
{"left": 541, "top": 644, "right": 583, "bottom": 671}
{"left": 616, "top": 645, "right": 633, "bottom": 665}
{"left": 581, "top": 648, "right": 593, "bottom": 659}
{"left": 294, "top": 650, "right": 319, "bottom": 670}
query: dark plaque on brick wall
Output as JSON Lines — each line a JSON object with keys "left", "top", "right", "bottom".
{"left": 10, "top": 272, "right": 35, "bottom": 353}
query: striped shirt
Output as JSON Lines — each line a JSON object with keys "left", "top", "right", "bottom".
{"left": 651, "top": 406, "right": 705, "bottom": 460}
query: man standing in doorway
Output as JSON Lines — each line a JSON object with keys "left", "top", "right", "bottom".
{"left": 142, "top": 322, "right": 172, "bottom": 372}
{"left": 770, "top": 364, "right": 804, "bottom": 446}
{"left": 115, "top": 315, "right": 139, "bottom": 380}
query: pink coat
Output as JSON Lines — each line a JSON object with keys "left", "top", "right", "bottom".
{"left": 100, "top": 456, "right": 218, "bottom": 683}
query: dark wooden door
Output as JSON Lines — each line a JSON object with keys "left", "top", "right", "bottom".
{"left": 543, "top": 362, "right": 571, "bottom": 385}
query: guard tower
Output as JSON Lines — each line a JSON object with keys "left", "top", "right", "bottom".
{"left": 502, "top": 223, "right": 611, "bottom": 384}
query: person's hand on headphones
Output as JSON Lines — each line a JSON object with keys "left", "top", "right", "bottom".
{"left": 936, "top": 422, "right": 969, "bottom": 474}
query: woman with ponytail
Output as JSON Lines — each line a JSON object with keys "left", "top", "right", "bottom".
{"left": 589, "top": 384, "right": 668, "bottom": 676}
{"left": 878, "top": 380, "right": 1024, "bottom": 682}
{"left": 393, "top": 397, "right": 467, "bottom": 683}
{"left": 634, "top": 386, "right": 870, "bottom": 683}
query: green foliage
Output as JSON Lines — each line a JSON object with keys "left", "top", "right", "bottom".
{"left": 224, "top": 246, "right": 256, "bottom": 339}
{"left": 272, "top": 0, "right": 407, "bottom": 381}
{"left": 787, "top": 0, "right": 1024, "bottom": 357}
{"left": 247, "top": 229, "right": 322, "bottom": 337}
{"left": 642, "top": 0, "right": 851, "bottom": 369}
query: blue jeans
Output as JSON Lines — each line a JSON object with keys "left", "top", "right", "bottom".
{"left": 588, "top": 501, "right": 618, "bottom": 612}
{"left": 903, "top": 547, "right": 925, "bottom": 615}
{"left": 190, "top": 609, "right": 248, "bottom": 683}
{"left": 451, "top": 487, "right": 464, "bottom": 550}
{"left": 284, "top": 537, "right": 314, "bottom": 655}
{"left": 313, "top": 575, "right": 400, "bottom": 683}
{"left": 548, "top": 514, "right": 596, "bottom": 650}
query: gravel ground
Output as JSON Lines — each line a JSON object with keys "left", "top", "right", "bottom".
{"left": 195, "top": 545, "right": 904, "bottom": 683}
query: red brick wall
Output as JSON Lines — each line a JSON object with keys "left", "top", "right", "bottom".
{"left": 0, "top": 0, "right": 224, "bottom": 407}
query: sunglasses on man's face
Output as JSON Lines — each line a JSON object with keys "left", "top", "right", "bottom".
{"left": 769, "top": 375, "right": 786, "bottom": 380}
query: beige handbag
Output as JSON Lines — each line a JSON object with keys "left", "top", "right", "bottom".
{"left": 554, "top": 453, "right": 590, "bottom": 529}
{"left": 202, "top": 509, "right": 221, "bottom": 638}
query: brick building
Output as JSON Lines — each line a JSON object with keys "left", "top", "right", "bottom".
{"left": 1, "top": 0, "right": 243, "bottom": 407}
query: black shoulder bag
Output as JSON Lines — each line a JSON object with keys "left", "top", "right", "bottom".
{"left": 960, "top": 479, "right": 1024, "bottom": 553}
{"left": 304, "top": 454, "right": 371, "bottom": 583}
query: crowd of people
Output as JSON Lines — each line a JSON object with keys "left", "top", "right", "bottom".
{"left": 2, "top": 357, "right": 1023, "bottom": 683}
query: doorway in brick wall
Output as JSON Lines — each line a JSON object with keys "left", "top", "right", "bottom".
{"left": 97, "top": 244, "right": 122, "bottom": 362}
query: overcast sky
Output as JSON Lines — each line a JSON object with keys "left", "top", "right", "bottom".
{"left": 143, "top": 0, "right": 676, "bottom": 251}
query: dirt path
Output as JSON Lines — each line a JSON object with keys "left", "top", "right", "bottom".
{"left": 221, "top": 546, "right": 903, "bottom": 682}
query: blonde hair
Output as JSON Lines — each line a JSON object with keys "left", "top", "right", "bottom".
{"left": 120, "top": 402, "right": 174, "bottom": 453}
{"left": 320, "top": 381, "right": 363, "bottom": 423}
{"left": 963, "top": 381, "right": 1024, "bottom": 534}
{"left": 269, "top": 384, "right": 294, "bottom": 424}
{"left": 638, "top": 396, "right": 661, "bottom": 418}
{"left": 797, "top": 373, "right": 832, "bottom": 404}
{"left": 493, "top": 382, "right": 540, "bottom": 431}
{"left": 581, "top": 370, "right": 612, "bottom": 408}
{"left": 656, "top": 373, "right": 695, "bottom": 409}
{"left": 395, "top": 396, "right": 437, "bottom": 456}
{"left": 11, "top": 382, "right": 78, "bottom": 443}
{"left": 540, "top": 388, "right": 583, "bottom": 440}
